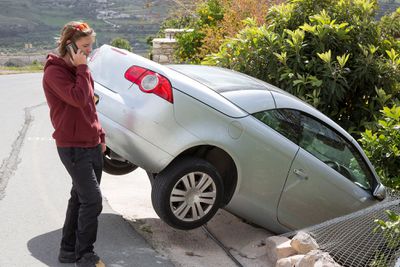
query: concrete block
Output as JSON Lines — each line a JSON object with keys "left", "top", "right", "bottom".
{"left": 266, "top": 236, "right": 297, "bottom": 264}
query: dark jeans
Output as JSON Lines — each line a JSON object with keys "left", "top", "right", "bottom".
{"left": 57, "top": 145, "right": 103, "bottom": 259}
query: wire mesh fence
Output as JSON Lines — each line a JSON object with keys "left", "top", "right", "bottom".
{"left": 287, "top": 191, "right": 400, "bottom": 267}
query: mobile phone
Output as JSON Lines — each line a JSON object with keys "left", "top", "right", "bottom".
{"left": 66, "top": 42, "right": 78, "bottom": 55}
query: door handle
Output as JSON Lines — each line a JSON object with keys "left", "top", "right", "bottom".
{"left": 293, "top": 169, "right": 308, "bottom": 180}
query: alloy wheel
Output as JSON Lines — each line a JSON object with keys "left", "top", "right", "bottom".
{"left": 169, "top": 172, "right": 217, "bottom": 222}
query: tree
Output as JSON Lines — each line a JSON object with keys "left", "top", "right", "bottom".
{"left": 204, "top": 0, "right": 400, "bottom": 133}
{"left": 359, "top": 105, "right": 400, "bottom": 188}
{"left": 110, "top": 37, "right": 133, "bottom": 52}
{"left": 158, "top": 0, "right": 278, "bottom": 63}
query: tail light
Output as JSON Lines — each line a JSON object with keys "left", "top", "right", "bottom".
{"left": 124, "top": 66, "right": 173, "bottom": 103}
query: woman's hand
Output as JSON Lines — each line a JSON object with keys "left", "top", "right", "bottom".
{"left": 69, "top": 46, "right": 87, "bottom": 66}
{"left": 101, "top": 143, "right": 106, "bottom": 154}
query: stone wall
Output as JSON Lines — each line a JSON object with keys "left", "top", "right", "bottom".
{"left": 151, "top": 29, "right": 193, "bottom": 64}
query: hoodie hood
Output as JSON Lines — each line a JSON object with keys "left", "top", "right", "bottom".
{"left": 44, "top": 53, "right": 75, "bottom": 73}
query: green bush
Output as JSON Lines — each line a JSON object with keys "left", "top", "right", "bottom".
{"left": 110, "top": 37, "right": 133, "bottom": 52}
{"left": 359, "top": 105, "right": 400, "bottom": 189}
{"left": 159, "top": 0, "right": 273, "bottom": 64}
{"left": 175, "top": 30, "right": 206, "bottom": 64}
{"left": 197, "top": 0, "right": 224, "bottom": 27}
{"left": 374, "top": 210, "right": 400, "bottom": 248}
{"left": 174, "top": 0, "right": 224, "bottom": 63}
{"left": 371, "top": 210, "right": 400, "bottom": 267}
{"left": 204, "top": 0, "right": 400, "bottom": 132}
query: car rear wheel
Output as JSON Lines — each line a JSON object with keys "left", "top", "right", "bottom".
{"left": 151, "top": 157, "right": 223, "bottom": 230}
{"left": 103, "top": 149, "right": 137, "bottom": 175}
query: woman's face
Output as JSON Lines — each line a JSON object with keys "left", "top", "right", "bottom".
{"left": 75, "top": 35, "right": 94, "bottom": 56}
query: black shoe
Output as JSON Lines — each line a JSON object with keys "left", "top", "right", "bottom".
{"left": 75, "top": 253, "right": 104, "bottom": 267}
{"left": 58, "top": 249, "right": 76, "bottom": 263}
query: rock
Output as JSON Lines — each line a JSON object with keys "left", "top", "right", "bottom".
{"left": 158, "top": 55, "right": 169, "bottom": 64}
{"left": 298, "top": 250, "right": 341, "bottom": 267}
{"left": 266, "top": 236, "right": 297, "bottom": 264}
{"left": 291, "top": 232, "right": 319, "bottom": 254}
{"left": 239, "top": 239, "right": 268, "bottom": 259}
{"left": 276, "top": 255, "right": 305, "bottom": 267}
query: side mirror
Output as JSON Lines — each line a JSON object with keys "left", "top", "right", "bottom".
{"left": 373, "top": 183, "right": 386, "bottom": 200}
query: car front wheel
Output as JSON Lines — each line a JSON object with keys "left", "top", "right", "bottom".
{"left": 151, "top": 157, "right": 223, "bottom": 230}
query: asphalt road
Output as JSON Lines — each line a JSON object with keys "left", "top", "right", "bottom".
{"left": 0, "top": 73, "right": 174, "bottom": 267}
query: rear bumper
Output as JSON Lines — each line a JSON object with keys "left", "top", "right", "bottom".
{"left": 99, "top": 112, "right": 174, "bottom": 173}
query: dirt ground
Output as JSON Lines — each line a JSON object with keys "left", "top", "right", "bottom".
{"left": 101, "top": 168, "right": 275, "bottom": 267}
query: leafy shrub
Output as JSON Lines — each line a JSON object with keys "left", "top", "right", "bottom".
{"left": 110, "top": 37, "right": 133, "bottom": 52}
{"left": 359, "top": 105, "right": 400, "bottom": 189}
{"left": 371, "top": 210, "right": 400, "bottom": 267}
{"left": 176, "top": 29, "right": 207, "bottom": 64}
{"left": 204, "top": 0, "right": 400, "bottom": 132}
{"left": 375, "top": 210, "right": 400, "bottom": 248}
{"left": 174, "top": 0, "right": 224, "bottom": 63}
{"left": 197, "top": 0, "right": 274, "bottom": 61}
{"left": 160, "top": 0, "right": 276, "bottom": 63}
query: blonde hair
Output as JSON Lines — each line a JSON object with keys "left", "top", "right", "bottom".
{"left": 57, "top": 21, "right": 96, "bottom": 57}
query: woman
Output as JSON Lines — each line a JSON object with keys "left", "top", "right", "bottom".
{"left": 42, "top": 21, "right": 106, "bottom": 267}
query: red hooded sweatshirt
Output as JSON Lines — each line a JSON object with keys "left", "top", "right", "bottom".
{"left": 42, "top": 54, "right": 105, "bottom": 147}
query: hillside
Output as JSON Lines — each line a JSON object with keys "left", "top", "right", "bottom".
{"left": 377, "top": 0, "right": 400, "bottom": 17}
{"left": 0, "top": 0, "right": 398, "bottom": 56}
{"left": 0, "top": 0, "right": 194, "bottom": 55}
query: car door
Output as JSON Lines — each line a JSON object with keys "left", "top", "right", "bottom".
{"left": 277, "top": 111, "right": 377, "bottom": 229}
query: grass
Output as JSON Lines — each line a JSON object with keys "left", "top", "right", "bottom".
{"left": 0, "top": 63, "right": 44, "bottom": 75}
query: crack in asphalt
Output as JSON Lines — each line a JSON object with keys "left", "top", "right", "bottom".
{"left": 0, "top": 102, "right": 47, "bottom": 200}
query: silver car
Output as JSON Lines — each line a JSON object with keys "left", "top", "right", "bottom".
{"left": 88, "top": 44, "right": 386, "bottom": 233}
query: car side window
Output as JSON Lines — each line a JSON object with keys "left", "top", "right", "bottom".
{"left": 253, "top": 109, "right": 301, "bottom": 144}
{"left": 254, "top": 108, "right": 373, "bottom": 191}
{"left": 299, "top": 114, "right": 373, "bottom": 190}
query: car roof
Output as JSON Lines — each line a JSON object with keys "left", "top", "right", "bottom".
{"left": 220, "top": 89, "right": 276, "bottom": 114}
{"left": 167, "top": 64, "right": 302, "bottom": 113}
{"left": 168, "top": 65, "right": 270, "bottom": 93}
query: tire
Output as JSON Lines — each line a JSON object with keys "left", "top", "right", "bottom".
{"left": 151, "top": 157, "right": 224, "bottom": 230}
{"left": 102, "top": 153, "right": 137, "bottom": 175}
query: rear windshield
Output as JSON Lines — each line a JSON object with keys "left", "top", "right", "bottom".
{"left": 168, "top": 65, "right": 267, "bottom": 93}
